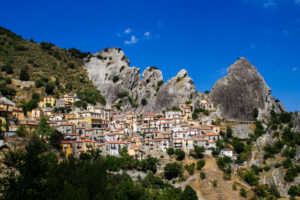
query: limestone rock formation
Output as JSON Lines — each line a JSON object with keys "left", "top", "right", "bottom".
{"left": 293, "top": 111, "right": 300, "bottom": 133}
{"left": 209, "top": 57, "right": 284, "bottom": 121}
{"left": 85, "top": 47, "right": 200, "bottom": 114}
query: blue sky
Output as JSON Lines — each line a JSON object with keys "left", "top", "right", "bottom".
{"left": 1, "top": 0, "right": 300, "bottom": 111}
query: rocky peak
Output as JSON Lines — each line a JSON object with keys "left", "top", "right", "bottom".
{"left": 85, "top": 47, "right": 200, "bottom": 114}
{"left": 176, "top": 69, "right": 188, "bottom": 78}
{"left": 209, "top": 58, "right": 283, "bottom": 121}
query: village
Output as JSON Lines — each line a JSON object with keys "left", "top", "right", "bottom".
{"left": 0, "top": 94, "right": 232, "bottom": 160}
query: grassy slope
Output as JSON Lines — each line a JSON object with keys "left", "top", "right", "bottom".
{"left": 0, "top": 26, "right": 105, "bottom": 105}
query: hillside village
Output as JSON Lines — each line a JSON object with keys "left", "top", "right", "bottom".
{"left": 0, "top": 93, "right": 227, "bottom": 159}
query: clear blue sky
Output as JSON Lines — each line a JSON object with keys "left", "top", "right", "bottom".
{"left": 1, "top": 0, "right": 300, "bottom": 111}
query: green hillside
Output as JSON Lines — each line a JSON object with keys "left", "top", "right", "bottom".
{"left": 0, "top": 26, "right": 105, "bottom": 106}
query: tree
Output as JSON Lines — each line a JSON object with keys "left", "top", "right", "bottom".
{"left": 226, "top": 126, "right": 233, "bottom": 138}
{"left": 196, "top": 160, "right": 205, "bottom": 170}
{"left": 175, "top": 149, "right": 185, "bottom": 161}
{"left": 38, "top": 116, "right": 54, "bottom": 139}
{"left": 184, "top": 163, "right": 195, "bottom": 175}
{"left": 49, "top": 130, "right": 64, "bottom": 150}
{"left": 200, "top": 172, "right": 206, "bottom": 179}
{"left": 253, "top": 108, "right": 259, "bottom": 119}
{"left": 182, "top": 185, "right": 198, "bottom": 200}
{"left": 45, "top": 82, "right": 55, "bottom": 94}
{"left": 16, "top": 124, "right": 27, "bottom": 137}
{"left": 167, "top": 148, "right": 175, "bottom": 155}
{"left": 190, "top": 146, "right": 205, "bottom": 159}
{"left": 19, "top": 66, "right": 30, "bottom": 81}
{"left": 240, "top": 188, "right": 247, "bottom": 198}
{"left": 164, "top": 162, "right": 182, "bottom": 180}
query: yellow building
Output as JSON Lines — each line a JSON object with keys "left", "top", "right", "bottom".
{"left": 39, "top": 96, "right": 56, "bottom": 108}
{"left": 61, "top": 140, "right": 73, "bottom": 157}
{"left": 13, "top": 108, "right": 24, "bottom": 121}
{"left": 63, "top": 94, "right": 76, "bottom": 105}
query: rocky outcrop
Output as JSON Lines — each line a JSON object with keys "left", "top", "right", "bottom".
{"left": 209, "top": 57, "right": 284, "bottom": 121}
{"left": 292, "top": 111, "right": 300, "bottom": 133}
{"left": 85, "top": 47, "right": 201, "bottom": 114}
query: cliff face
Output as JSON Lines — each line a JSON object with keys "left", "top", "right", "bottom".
{"left": 209, "top": 57, "right": 284, "bottom": 121}
{"left": 85, "top": 48, "right": 200, "bottom": 114}
{"left": 293, "top": 111, "right": 300, "bottom": 133}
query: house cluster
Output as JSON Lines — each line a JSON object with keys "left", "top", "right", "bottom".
{"left": 1, "top": 94, "right": 227, "bottom": 159}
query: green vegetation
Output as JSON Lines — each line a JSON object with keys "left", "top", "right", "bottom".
{"left": 0, "top": 134, "right": 197, "bottom": 200}
{"left": 157, "top": 80, "right": 164, "bottom": 87}
{"left": 200, "top": 172, "right": 206, "bottom": 179}
{"left": 119, "top": 65, "right": 125, "bottom": 72}
{"left": 164, "top": 162, "right": 183, "bottom": 180}
{"left": 167, "top": 147, "right": 175, "bottom": 155}
{"left": 0, "top": 26, "right": 105, "bottom": 105}
{"left": 113, "top": 75, "right": 120, "bottom": 83}
{"left": 240, "top": 188, "right": 247, "bottom": 198}
{"left": 175, "top": 149, "right": 185, "bottom": 161}
{"left": 190, "top": 146, "right": 205, "bottom": 159}
{"left": 196, "top": 160, "right": 205, "bottom": 170}
{"left": 184, "top": 163, "right": 195, "bottom": 175}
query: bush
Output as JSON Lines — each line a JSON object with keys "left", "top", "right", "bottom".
{"left": 240, "top": 188, "right": 247, "bottom": 198}
{"left": 182, "top": 185, "right": 198, "bottom": 200}
{"left": 253, "top": 108, "right": 259, "bottom": 119}
{"left": 16, "top": 125, "right": 28, "bottom": 137}
{"left": 45, "top": 82, "right": 55, "bottom": 94}
{"left": 175, "top": 149, "right": 185, "bottom": 161}
{"left": 288, "top": 185, "right": 300, "bottom": 198}
{"left": 167, "top": 148, "right": 174, "bottom": 155}
{"left": 118, "top": 92, "right": 129, "bottom": 98}
{"left": 200, "top": 172, "right": 206, "bottom": 179}
{"left": 184, "top": 163, "right": 195, "bottom": 175}
{"left": 19, "top": 66, "right": 30, "bottom": 81}
{"left": 40, "top": 41, "right": 53, "bottom": 50}
{"left": 113, "top": 75, "right": 120, "bottom": 83}
{"left": 196, "top": 160, "right": 205, "bottom": 170}
{"left": 243, "top": 170, "right": 259, "bottom": 186}
{"left": 67, "top": 62, "right": 75, "bottom": 69}
{"left": 157, "top": 80, "right": 164, "bottom": 87}
{"left": 190, "top": 146, "right": 205, "bottom": 159}
{"left": 212, "top": 180, "right": 218, "bottom": 187}
{"left": 164, "top": 162, "right": 182, "bottom": 180}
{"left": 119, "top": 66, "right": 125, "bottom": 72}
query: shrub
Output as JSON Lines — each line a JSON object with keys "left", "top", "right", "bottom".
{"left": 119, "top": 66, "right": 125, "bottom": 72}
{"left": 184, "top": 163, "right": 195, "bottom": 175}
{"left": 45, "top": 82, "right": 55, "bottom": 94}
{"left": 243, "top": 170, "right": 259, "bottom": 186}
{"left": 157, "top": 80, "right": 164, "bottom": 87}
{"left": 176, "top": 77, "right": 182, "bottom": 82}
{"left": 118, "top": 92, "right": 129, "bottom": 98}
{"left": 167, "top": 148, "right": 174, "bottom": 155}
{"left": 113, "top": 75, "right": 120, "bottom": 83}
{"left": 190, "top": 146, "right": 205, "bottom": 159}
{"left": 288, "top": 185, "right": 300, "bottom": 198}
{"left": 212, "top": 180, "right": 218, "bottom": 187}
{"left": 200, "top": 172, "right": 206, "bottom": 179}
{"left": 240, "top": 188, "right": 247, "bottom": 198}
{"left": 67, "top": 62, "right": 75, "bottom": 69}
{"left": 253, "top": 108, "right": 259, "bottom": 119}
{"left": 175, "top": 149, "right": 185, "bottom": 161}
{"left": 40, "top": 41, "right": 54, "bottom": 50}
{"left": 196, "top": 160, "right": 205, "bottom": 170}
{"left": 19, "top": 66, "right": 30, "bottom": 81}
{"left": 164, "top": 162, "right": 182, "bottom": 180}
